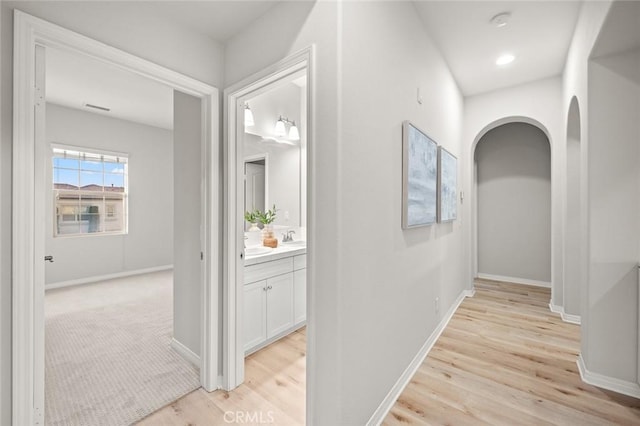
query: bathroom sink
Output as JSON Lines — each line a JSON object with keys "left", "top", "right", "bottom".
{"left": 245, "top": 246, "right": 273, "bottom": 257}
{"left": 281, "top": 240, "right": 306, "bottom": 247}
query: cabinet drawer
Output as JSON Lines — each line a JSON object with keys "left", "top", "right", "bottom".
{"left": 244, "top": 257, "right": 293, "bottom": 284}
{"left": 293, "top": 254, "right": 307, "bottom": 271}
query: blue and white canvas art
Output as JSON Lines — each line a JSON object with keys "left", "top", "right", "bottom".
{"left": 402, "top": 121, "right": 438, "bottom": 228}
{"left": 438, "top": 147, "right": 457, "bottom": 222}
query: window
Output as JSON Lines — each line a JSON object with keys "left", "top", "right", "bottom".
{"left": 52, "top": 146, "right": 128, "bottom": 236}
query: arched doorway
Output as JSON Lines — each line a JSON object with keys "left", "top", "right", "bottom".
{"left": 473, "top": 122, "right": 552, "bottom": 287}
{"left": 564, "top": 97, "right": 582, "bottom": 321}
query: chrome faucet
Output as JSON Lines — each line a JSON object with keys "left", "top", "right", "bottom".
{"left": 282, "top": 230, "right": 296, "bottom": 242}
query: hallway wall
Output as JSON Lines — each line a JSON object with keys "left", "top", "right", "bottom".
{"left": 225, "top": 1, "right": 465, "bottom": 423}
{"left": 586, "top": 47, "right": 640, "bottom": 387}
{"left": 476, "top": 122, "right": 551, "bottom": 284}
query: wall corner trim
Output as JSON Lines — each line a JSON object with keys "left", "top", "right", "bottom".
{"left": 548, "top": 302, "right": 581, "bottom": 325}
{"left": 170, "top": 338, "right": 201, "bottom": 368}
{"left": 366, "top": 288, "right": 475, "bottom": 426}
{"left": 477, "top": 273, "right": 551, "bottom": 288}
{"left": 577, "top": 355, "right": 640, "bottom": 399}
{"left": 44, "top": 265, "right": 174, "bottom": 290}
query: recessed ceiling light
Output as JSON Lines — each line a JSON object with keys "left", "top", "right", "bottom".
{"left": 496, "top": 54, "right": 515, "bottom": 66}
{"left": 490, "top": 12, "right": 511, "bottom": 28}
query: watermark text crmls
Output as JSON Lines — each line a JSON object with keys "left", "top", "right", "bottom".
{"left": 223, "top": 410, "right": 275, "bottom": 424}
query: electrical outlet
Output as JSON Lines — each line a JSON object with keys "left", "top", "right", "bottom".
{"left": 284, "top": 210, "right": 290, "bottom": 221}
{"left": 435, "top": 297, "right": 440, "bottom": 314}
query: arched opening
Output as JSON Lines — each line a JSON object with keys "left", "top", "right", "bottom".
{"left": 473, "top": 122, "right": 552, "bottom": 287}
{"left": 564, "top": 97, "right": 582, "bottom": 319}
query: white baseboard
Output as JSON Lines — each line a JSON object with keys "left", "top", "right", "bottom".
{"left": 477, "top": 273, "right": 551, "bottom": 288}
{"left": 366, "top": 288, "right": 475, "bottom": 426}
{"left": 45, "top": 265, "right": 173, "bottom": 290}
{"left": 577, "top": 354, "right": 640, "bottom": 398}
{"left": 171, "top": 338, "right": 201, "bottom": 368}
{"left": 548, "top": 302, "right": 581, "bottom": 325}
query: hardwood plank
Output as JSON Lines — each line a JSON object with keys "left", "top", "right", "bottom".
{"left": 139, "top": 328, "right": 306, "bottom": 425}
{"left": 383, "top": 280, "right": 640, "bottom": 426}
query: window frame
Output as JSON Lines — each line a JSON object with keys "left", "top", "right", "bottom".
{"left": 51, "top": 143, "right": 129, "bottom": 238}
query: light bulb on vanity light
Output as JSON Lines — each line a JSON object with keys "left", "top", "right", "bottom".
{"left": 244, "top": 103, "right": 255, "bottom": 126}
{"left": 274, "top": 116, "right": 287, "bottom": 137}
{"left": 288, "top": 121, "right": 300, "bottom": 140}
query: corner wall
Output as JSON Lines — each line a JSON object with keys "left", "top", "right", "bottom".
{"left": 44, "top": 104, "right": 174, "bottom": 286}
{"left": 561, "top": 0, "right": 613, "bottom": 364}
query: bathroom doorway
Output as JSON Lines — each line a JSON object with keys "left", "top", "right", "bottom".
{"left": 223, "top": 49, "right": 312, "bottom": 423}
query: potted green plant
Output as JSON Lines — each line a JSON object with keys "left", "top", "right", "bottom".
{"left": 244, "top": 210, "right": 260, "bottom": 232}
{"left": 256, "top": 205, "right": 278, "bottom": 247}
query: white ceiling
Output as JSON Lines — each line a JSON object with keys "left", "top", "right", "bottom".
{"left": 132, "top": 1, "right": 280, "bottom": 42}
{"left": 46, "top": 47, "right": 174, "bottom": 129}
{"left": 414, "top": 1, "right": 582, "bottom": 96}
{"left": 46, "top": 1, "right": 586, "bottom": 128}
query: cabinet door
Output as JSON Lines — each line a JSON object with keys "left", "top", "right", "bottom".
{"left": 266, "top": 273, "right": 294, "bottom": 338}
{"left": 294, "top": 269, "right": 307, "bottom": 324}
{"left": 244, "top": 280, "right": 267, "bottom": 351}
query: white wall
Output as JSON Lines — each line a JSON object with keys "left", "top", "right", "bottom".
{"left": 564, "top": 97, "right": 582, "bottom": 317}
{"left": 173, "top": 91, "right": 202, "bottom": 356}
{"left": 339, "top": 4, "right": 464, "bottom": 422}
{"left": 227, "top": 1, "right": 466, "bottom": 423}
{"left": 0, "top": 3, "right": 224, "bottom": 422}
{"left": 586, "top": 48, "right": 640, "bottom": 385}
{"left": 462, "top": 77, "right": 563, "bottom": 303}
{"left": 561, "top": 0, "right": 612, "bottom": 365}
{"left": 225, "top": 2, "right": 342, "bottom": 424}
{"left": 44, "top": 104, "right": 173, "bottom": 285}
{"left": 476, "top": 123, "right": 551, "bottom": 283}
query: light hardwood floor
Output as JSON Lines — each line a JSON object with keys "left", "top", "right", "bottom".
{"left": 138, "top": 327, "right": 306, "bottom": 425}
{"left": 141, "top": 280, "right": 640, "bottom": 425}
{"left": 384, "top": 279, "right": 640, "bottom": 425}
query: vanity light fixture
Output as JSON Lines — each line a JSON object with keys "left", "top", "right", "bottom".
{"left": 288, "top": 121, "right": 300, "bottom": 141}
{"left": 496, "top": 53, "right": 515, "bottom": 66}
{"left": 274, "top": 116, "right": 287, "bottom": 137}
{"left": 274, "top": 116, "right": 300, "bottom": 140}
{"left": 244, "top": 103, "right": 255, "bottom": 127}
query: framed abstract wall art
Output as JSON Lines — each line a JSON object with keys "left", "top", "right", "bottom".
{"left": 438, "top": 146, "right": 457, "bottom": 222}
{"left": 402, "top": 121, "right": 438, "bottom": 229}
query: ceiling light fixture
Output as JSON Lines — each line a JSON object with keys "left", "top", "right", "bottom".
{"left": 244, "top": 103, "right": 255, "bottom": 127}
{"left": 496, "top": 54, "right": 515, "bottom": 66}
{"left": 273, "top": 116, "right": 300, "bottom": 141}
{"left": 490, "top": 12, "right": 511, "bottom": 28}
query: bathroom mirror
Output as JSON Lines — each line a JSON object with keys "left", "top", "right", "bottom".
{"left": 243, "top": 72, "right": 307, "bottom": 230}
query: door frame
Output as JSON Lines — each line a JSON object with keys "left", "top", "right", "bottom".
{"left": 222, "top": 47, "right": 314, "bottom": 391}
{"left": 244, "top": 153, "right": 270, "bottom": 214}
{"left": 13, "top": 10, "right": 220, "bottom": 425}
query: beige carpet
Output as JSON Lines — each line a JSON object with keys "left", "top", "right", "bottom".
{"left": 45, "top": 271, "right": 200, "bottom": 426}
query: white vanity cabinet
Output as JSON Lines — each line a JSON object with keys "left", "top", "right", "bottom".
{"left": 243, "top": 252, "right": 306, "bottom": 354}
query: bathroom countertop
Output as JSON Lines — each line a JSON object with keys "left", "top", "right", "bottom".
{"left": 244, "top": 244, "right": 306, "bottom": 266}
